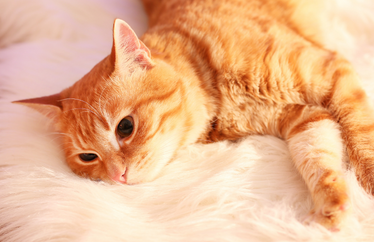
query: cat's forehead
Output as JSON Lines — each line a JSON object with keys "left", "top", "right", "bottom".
{"left": 63, "top": 66, "right": 145, "bottom": 110}
{"left": 59, "top": 74, "right": 143, "bottom": 144}
{"left": 61, "top": 85, "right": 131, "bottom": 133}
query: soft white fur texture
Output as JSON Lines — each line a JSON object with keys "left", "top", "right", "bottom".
{"left": 1, "top": 0, "right": 374, "bottom": 241}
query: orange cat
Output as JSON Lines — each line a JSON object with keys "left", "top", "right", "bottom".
{"left": 14, "top": 0, "right": 374, "bottom": 230}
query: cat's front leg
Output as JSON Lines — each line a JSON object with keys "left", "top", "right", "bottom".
{"left": 320, "top": 62, "right": 374, "bottom": 196}
{"left": 301, "top": 52, "right": 374, "bottom": 195}
{"left": 279, "top": 105, "right": 350, "bottom": 230}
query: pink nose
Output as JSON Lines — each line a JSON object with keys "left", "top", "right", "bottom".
{"left": 112, "top": 168, "right": 127, "bottom": 184}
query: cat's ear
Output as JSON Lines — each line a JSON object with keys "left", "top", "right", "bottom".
{"left": 111, "top": 18, "right": 155, "bottom": 69}
{"left": 12, "top": 93, "right": 62, "bottom": 123}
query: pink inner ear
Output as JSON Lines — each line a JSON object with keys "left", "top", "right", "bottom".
{"left": 113, "top": 19, "right": 154, "bottom": 68}
{"left": 115, "top": 19, "right": 140, "bottom": 52}
{"left": 12, "top": 93, "right": 62, "bottom": 122}
{"left": 13, "top": 93, "right": 62, "bottom": 109}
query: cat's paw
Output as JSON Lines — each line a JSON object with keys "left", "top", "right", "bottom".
{"left": 303, "top": 198, "right": 350, "bottom": 232}
{"left": 303, "top": 172, "right": 350, "bottom": 231}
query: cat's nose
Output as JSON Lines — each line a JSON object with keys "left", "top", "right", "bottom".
{"left": 112, "top": 168, "right": 127, "bottom": 184}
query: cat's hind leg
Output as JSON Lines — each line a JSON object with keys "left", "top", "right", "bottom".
{"left": 279, "top": 105, "right": 350, "bottom": 230}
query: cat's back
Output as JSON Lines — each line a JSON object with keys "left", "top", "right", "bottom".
{"left": 143, "top": 0, "right": 291, "bottom": 26}
{"left": 142, "top": 0, "right": 314, "bottom": 40}
{"left": 141, "top": 0, "right": 320, "bottom": 73}
{"left": 143, "top": 0, "right": 291, "bottom": 42}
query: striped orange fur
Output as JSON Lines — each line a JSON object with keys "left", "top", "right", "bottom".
{"left": 14, "top": 0, "right": 374, "bottom": 230}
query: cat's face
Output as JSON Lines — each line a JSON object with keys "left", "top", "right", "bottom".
{"left": 60, "top": 59, "right": 191, "bottom": 185}
{"left": 15, "top": 19, "right": 210, "bottom": 184}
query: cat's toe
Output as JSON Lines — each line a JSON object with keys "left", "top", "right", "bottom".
{"left": 303, "top": 198, "right": 350, "bottom": 231}
{"left": 322, "top": 198, "right": 350, "bottom": 216}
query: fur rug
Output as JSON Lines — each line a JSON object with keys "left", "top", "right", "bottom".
{"left": 1, "top": 0, "right": 374, "bottom": 241}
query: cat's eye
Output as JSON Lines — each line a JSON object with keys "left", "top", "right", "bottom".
{"left": 79, "top": 153, "right": 98, "bottom": 162}
{"left": 117, "top": 116, "right": 134, "bottom": 139}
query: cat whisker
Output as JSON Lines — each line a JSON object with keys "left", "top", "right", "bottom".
{"left": 134, "top": 151, "right": 153, "bottom": 170}
{"left": 98, "top": 76, "right": 111, "bottom": 119}
{"left": 130, "top": 146, "right": 145, "bottom": 152}
{"left": 60, "top": 98, "right": 104, "bottom": 122}
{"left": 63, "top": 108, "right": 104, "bottom": 123}
{"left": 62, "top": 141, "right": 79, "bottom": 149}
{"left": 48, "top": 132, "right": 73, "bottom": 139}
{"left": 47, "top": 134, "right": 67, "bottom": 141}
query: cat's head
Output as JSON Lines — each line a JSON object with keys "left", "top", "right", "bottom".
{"left": 14, "top": 19, "right": 210, "bottom": 185}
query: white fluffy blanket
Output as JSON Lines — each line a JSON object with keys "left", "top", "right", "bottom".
{"left": 1, "top": 0, "right": 374, "bottom": 241}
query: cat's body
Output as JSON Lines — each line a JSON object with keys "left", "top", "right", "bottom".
{"left": 15, "top": 0, "right": 374, "bottom": 230}
{"left": 142, "top": 0, "right": 344, "bottom": 141}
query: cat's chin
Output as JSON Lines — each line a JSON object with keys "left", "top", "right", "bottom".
{"left": 106, "top": 176, "right": 147, "bottom": 186}
{"left": 103, "top": 179, "right": 134, "bottom": 185}
{"left": 112, "top": 180, "right": 144, "bottom": 186}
